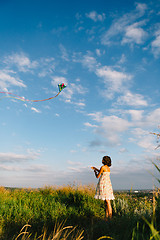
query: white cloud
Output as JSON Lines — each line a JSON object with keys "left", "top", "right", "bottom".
{"left": 151, "top": 30, "right": 160, "bottom": 57}
{"left": 137, "top": 136, "right": 155, "bottom": 150}
{"left": 99, "top": 115, "right": 130, "bottom": 136}
{"left": 82, "top": 53, "right": 98, "bottom": 71}
{"left": 127, "top": 108, "right": 160, "bottom": 129}
{"left": 75, "top": 102, "right": 85, "bottom": 107}
{"left": 131, "top": 128, "right": 155, "bottom": 150}
{"left": 51, "top": 76, "right": 68, "bottom": 87}
{"left": 96, "top": 49, "right": 101, "bottom": 56}
{"left": 146, "top": 108, "right": 160, "bottom": 126}
{"left": 0, "top": 70, "right": 26, "bottom": 89}
{"left": 84, "top": 122, "right": 98, "bottom": 128}
{"left": 101, "top": 3, "right": 147, "bottom": 45}
{"left": 152, "top": 35, "right": 160, "bottom": 48}
{"left": 122, "top": 21, "right": 147, "bottom": 45}
{"left": 31, "top": 107, "right": 41, "bottom": 113}
{"left": 131, "top": 127, "right": 148, "bottom": 138}
{"left": 127, "top": 110, "right": 144, "bottom": 121}
{"left": 117, "top": 91, "right": 148, "bottom": 106}
{"left": 0, "top": 164, "right": 49, "bottom": 173}
{"left": 4, "top": 52, "right": 38, "bottom": 72}
{"left": 67, "top": 160, "right": 82, "bottom": 165}
{"left": 85, "top": 107, "right": 160, "bottom": 150}
{"left": 95, "top": 49, "right": 105, "bottom": 57}
{"left": 118, "top": 54, "right": 126, "bottom": 64}
{"left": 119, "top": 148, "right": 128, "bottom": 153}
{"left": 59, "top": 44, "right": 69, "bottom": 61}
{"left": 0, "top": 152, "right": 39, "bottom": 163}
{"left": 38, "top": 57, "right": 55, "bottom": 77}
{"left": 135, "top": 3, "right": 147, "bottom": 14}
{"left": 25, "top": 164, "right": 49, "bottom": 172}
{"left": 96, "top": 66, "right": 132, "bottom": 98}
{"left": 86, "top": 11, "right": 106, "bottom": 22}
{"left": 88, "top": 112, "right": 102, "bottom": 122}
{"left": 87, "top": 113, "right": 130, "bottom": 145}
{"left": 0, "top": 164, "right": 21, "bottom": 171}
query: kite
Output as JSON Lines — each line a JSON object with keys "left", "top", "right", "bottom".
{"left": 0, "top": 83, "right": 66, "bottom": 103}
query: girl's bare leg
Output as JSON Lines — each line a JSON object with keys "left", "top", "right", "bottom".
{"left": 105, "top": 200, "right": 109, "bottom": 220}
{"left": 105, "top": 200, "right": 112, "bottom": 219}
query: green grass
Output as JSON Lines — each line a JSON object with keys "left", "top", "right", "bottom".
{"left": 0, "top": 185, "right": 159, "bottom": 240}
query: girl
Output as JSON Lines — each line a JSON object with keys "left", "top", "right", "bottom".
{"left": 91, "top": 156, "right": 114, "bottom": 220}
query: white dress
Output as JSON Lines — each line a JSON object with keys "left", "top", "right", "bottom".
{"left": 95, "top": 172, "right": 115, "bottom": 200}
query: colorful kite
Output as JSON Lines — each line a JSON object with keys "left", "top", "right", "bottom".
{"left": 0, "top": 83, "right": 66, "bottom": 103}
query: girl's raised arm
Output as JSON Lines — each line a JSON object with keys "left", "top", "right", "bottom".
{"left": 96, "top": 166, "right": 104, "bottom": 178}
{"left": 91, "top": 166, "right": 100, "bottom": 172}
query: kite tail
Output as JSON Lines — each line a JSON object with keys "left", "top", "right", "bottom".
{"left": 31, "top": 91, "right": 60, "bottom": 102}
{"left": 0, "top": 92, "right": 28, "bottom": 102}
{"left": 0, "top": 83, "right": 66, "bottom": 103}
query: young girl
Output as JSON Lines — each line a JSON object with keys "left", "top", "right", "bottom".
{"left": 91, "top": 156, "right": 115, "bottom": 220}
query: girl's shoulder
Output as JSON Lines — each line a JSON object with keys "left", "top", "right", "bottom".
{"left": 102, "top": 165, "right": 110, "bottom": 172}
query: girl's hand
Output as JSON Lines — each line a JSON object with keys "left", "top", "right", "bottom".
{"left": 91, "top": 166, "right": 95, "bottom": 170}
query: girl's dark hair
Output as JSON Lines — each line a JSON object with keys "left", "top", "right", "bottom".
{"left": 102, "top": 156, "right": 112, "bottom": 167}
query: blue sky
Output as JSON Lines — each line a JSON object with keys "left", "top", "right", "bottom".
{"left": 0, "top": 0, "right": 160, "bottom": 189}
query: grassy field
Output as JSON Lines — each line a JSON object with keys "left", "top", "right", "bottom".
{"left": 0, "top": 185, "right": 160, "bottom": 240}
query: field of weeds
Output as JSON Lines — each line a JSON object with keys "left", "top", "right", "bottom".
{"left": 0, "top": 185, "right": 160, "bottom": 240}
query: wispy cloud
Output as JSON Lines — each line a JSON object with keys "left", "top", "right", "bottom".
{"left": 59, "top": 44, "right": 69, "bottom": 61}
{"left": 151, "top": 28, "right": 160, "bottom": 58}
{"left": 86, "top": 112, "right": 130, "bottom": 145}
{"left": 31, "top": 107, "right": 41, "bottom": 113}
{"left": 85, "top": 106, "right": 160, "bottom": 150}
{"left": 25, "top": 164, "right": 49, "bottom": 173}
{"left": 52, "top": 26, "right": 67, "bottom": 35}
{"left": 0, "top": 70, "right": 26, "bottom": 89}
{"left": 75, "top": 51, "right": 135, "bottom": 101}
{"left": 122, "top": 21, "right": 148, "bottom": 45}
{"left": 84, "top": 122, "right": 98, "bottom": 128}
{"left": 101, "top": 3, "right": 147, "bottom": 46}
{"left": 0, "top": 164, "right": 49, "bottom": 173}
{"left": 86, "top": 11, "right": 106, "bottom": 22}
{"left": 0, "top": 151, "right": 40, "bottom": 163}
{"left": 96, "top": 66, "right": 132, "bottom": 99}
{"left": 38, "top": 57, "right": 55, "bottom": 77}
{"left": 146, "top": 108, "right": 160, "bottom": 126}
{"left": 127, "top": 110, "right": 144, "bottom": 121}
{"left": 81, "top": 52, "right": 99, "bottom": 71}
{"left": 130, "top": 128, "right": 155, "bottom": 150}
{"left": 51, "top": 76, "right": 68, "bottom": 86}
{"left": 4, "top": 52, "right": 38, "bottom": 72}
{"left": 0, "top": 164, "right": 22, "bottom": 171}
{"left": 117, "top": 91, "right": 148, "bottom": 107}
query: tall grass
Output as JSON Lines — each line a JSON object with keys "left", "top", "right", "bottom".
{"left": 0, "top": 155, "right": 160, "bottom": 239}
{"left": 0, "top": 184, "right": 159, "bottom": 240}
{"left": 14, "top": 222, "right": 84, "bottom": 240}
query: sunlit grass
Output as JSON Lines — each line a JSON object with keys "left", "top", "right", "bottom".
{"left": 14, "top": 222, "right": 84, "bottom": 240}
{"left": 0, "top": 184, "right": 159, "bottom": 239}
